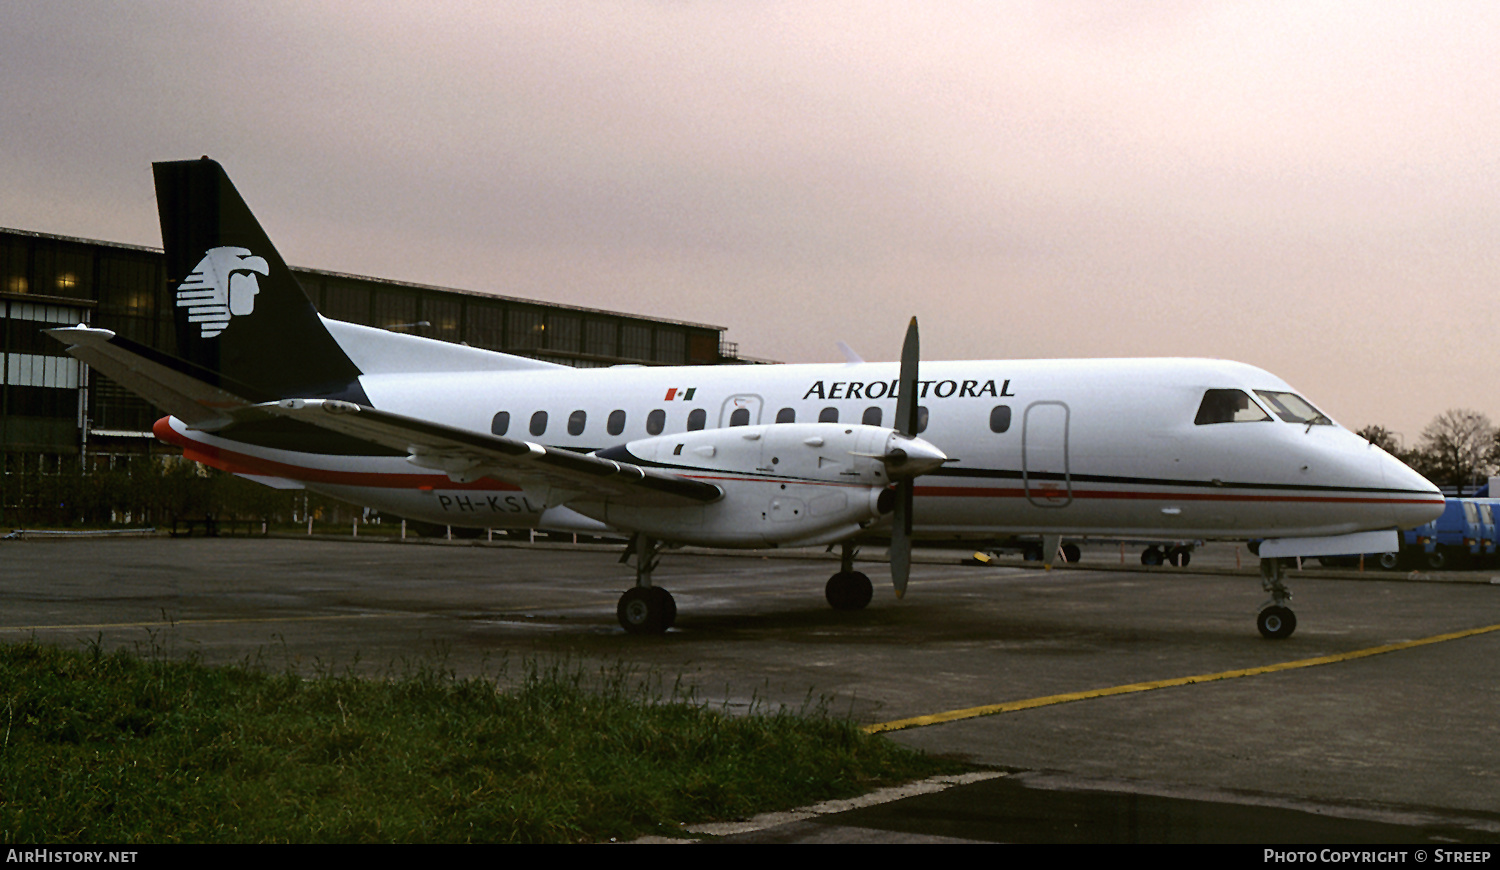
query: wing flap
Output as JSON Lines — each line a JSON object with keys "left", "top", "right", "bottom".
{"left": 259, "top": 399, "right": 721, "bottom": 508}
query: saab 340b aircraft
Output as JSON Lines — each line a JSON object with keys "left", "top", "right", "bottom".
{"left": 49, "top": 158, "right": 1444, "bottom": 638}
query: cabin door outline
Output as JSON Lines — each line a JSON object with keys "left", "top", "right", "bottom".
{"left": 1023, "top": 400, "right": 1072, "bottom": 508}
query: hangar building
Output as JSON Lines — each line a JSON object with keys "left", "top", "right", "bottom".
{"left": 1, "top": 226, "right": 742, "bottom": 489}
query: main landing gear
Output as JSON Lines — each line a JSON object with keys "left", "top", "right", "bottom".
{"left": 826, "top": 543, "right": 873, "bottom": 611}
{"left": 617, "top": 535, "right": 676, "bottom": 635}
{"left": 615, "top": 538, "right": 879, "bottom": 634}
{"left": 1257, "top": 557, "right": 1297, "bottom": 640}
{"left": 1141, "top": 545, "right": 1192, "bottom": 567}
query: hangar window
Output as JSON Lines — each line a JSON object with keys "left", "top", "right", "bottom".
{"left": 1195, "top": 390, "right": 1271, "bottom": 425}
{"left": 687, "top": 408, "right": 707, "bottom": 430}
{"left": 989, "top": 405, "right": 1011, "bottom": 433}
{"left": 567, "top": 409, "right": 587, "bottom": 436}
{"left": 1254, "top": 390, "right": 1331, "bottom": 426}
{"left": 491, "top": 411, "right": 510, "bottom": 436}
{"left": 607, "top": 409, "right": 626, "bottom": 436}
{"left": 819, "top": 407, "right": 839, "bottom": 423}
{"left": 862, "top": 407, "right": 883, "bottom": 427}
{"left": 646, "top": 408, "right": 665, "bottom": 435}
{"left": 776, "top": 407, "right": 796, "bottom": 424}
{"left": 530, "top": 411, "right": 548, "bottom": 436}
{"left": 729, "top": 407, "right": 751, "bottom": 427}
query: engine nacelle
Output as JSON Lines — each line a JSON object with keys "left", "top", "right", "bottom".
{"left": 579, "top": 423, "right": 939, "bottom": 547}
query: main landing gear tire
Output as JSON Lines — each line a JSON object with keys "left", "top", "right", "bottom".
{"left": 618, "top": 586, "right": 676, "bottom": 635}
{"left": 1257, "top": 605, "right": 1297, "bottom": 640}
{"left": 1141, "top": 546, "right": 1164, "bottom": 566}
{"left": 826, "top": 571, "right": 874, "bottom": 611}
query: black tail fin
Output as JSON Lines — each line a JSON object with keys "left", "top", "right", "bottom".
{"left": 154, "top": 157, "right": 364, "bottom": 401}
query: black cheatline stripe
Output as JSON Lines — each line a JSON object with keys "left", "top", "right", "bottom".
{"left": 595, "top": 450, "right": 1434, "bottom": 499}
{"left": 927, "top": 465, "right": 1435, "bottom": 497}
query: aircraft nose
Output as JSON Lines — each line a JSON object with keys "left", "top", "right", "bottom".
{"left": 1377, "top": 450, "right": 1445, "bottom": 529}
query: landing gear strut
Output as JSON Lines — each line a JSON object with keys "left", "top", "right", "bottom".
{"left": 617, "top": 535, "right": 676, "bottom": 634}
{"left": 826, "top": 543, "right": 873, "bottom": 611}
{"left": 1257, "top": 557, "right": 1297, "bottom": 640}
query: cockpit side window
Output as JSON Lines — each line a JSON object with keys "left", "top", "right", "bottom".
{"left": 1194, "top": 389, "right": 1271, "bottom": 425}
{"left": 1254, "top": 390, "right": 1331, "bottom": 425}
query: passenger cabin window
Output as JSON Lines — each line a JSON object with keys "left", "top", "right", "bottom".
{"left": 916, "top": 406, "right": 929, "bottom": 433}
{"left": 491, "top": 411, "right": 510, "bottom": 436}
{"left": 530, "top": 410, "right": 548, "bottom": 436}
{"left": 567, "top": 409, "right": 587, "bottom": 436}
{"left": 862, "top": 407, "right": 882, "bottom": 427}
{"left": 1194, "top": 390, "right": 1271, "bottom": 425}
{"left": 1254, "top": 390, "right": 1331, "bottom": 425}
{"left": 646, "top": 409, "right": 666, "bottom": 435}
{"left": 687, "top": 408, "right": 707, "bottom": 430}
{"left": 819, "top": 407, "right": 839, "bottom": 423}
{"left": 607, "top": 410, "right": 626, "bottom": 436}
{"left": 776, "top": 407, "right": 796, "bottom": 424}
{"left": 729, "top": 407, "right": 751, "bottom": 427}
{"left": 989, "top": 405, "right": 1011, "bottom": 433}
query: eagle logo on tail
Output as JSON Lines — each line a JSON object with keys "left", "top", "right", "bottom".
{"left": 175, "top": 247, "right": 271, "bottom": 338}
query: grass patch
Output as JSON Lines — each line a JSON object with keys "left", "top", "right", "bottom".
{"left": 0, "top": 640, "right": 962, "bottom": 843}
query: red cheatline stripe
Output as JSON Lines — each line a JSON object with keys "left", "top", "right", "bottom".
{"left": 161, "top": 428, "right": 523, "bottom": 493}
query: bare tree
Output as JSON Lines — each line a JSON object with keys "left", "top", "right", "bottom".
{"left": 1355, "top": 424, "right": 1406, "bottom": 458}
{"left": 1417, "top": 409, "right": 1496, "bottom": 494}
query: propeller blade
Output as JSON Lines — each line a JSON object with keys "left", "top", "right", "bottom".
{"left": 891, "top": 479, "right": 913, "bottom": 598}
{"left": 895, "top": 316, "right": 919, "bottom": 437}
{"left": 892, "top": 317, "right": 919, "bottom": 597}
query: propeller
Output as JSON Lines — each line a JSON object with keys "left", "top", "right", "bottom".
{"left": 891, "top": 317, "right": 921, "bottom": 598}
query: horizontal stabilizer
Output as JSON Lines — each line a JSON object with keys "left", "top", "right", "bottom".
{"left": 46, "top": 325, "right": 257, "bottom": 429}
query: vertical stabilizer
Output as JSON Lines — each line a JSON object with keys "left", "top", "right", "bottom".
{"left": 153, "top": 157, "right": 364, "bottom": 401}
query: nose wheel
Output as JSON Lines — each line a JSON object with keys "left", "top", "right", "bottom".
{"left": 1257, "top": 605, "right": 1296, "bottom": 640}
{"left": 1257, "top": 557, "right": 1297, "bottom": 639}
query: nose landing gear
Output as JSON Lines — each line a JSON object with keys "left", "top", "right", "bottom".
{"left": 1257, "top": 557, "right": 1297, "bottom": 639}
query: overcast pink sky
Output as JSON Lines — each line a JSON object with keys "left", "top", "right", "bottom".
{"left": 5, "top": 2, "right": 1498, "bottom": 445}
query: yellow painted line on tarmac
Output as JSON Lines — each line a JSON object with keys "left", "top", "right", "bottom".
{"left": 865, "top": 622, "right": 1500, "bottom": 734}
{"left": 0, "top": 613, "right": 397, "bottom": 633}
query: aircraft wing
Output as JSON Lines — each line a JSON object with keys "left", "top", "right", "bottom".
{"left": 258, "top": 398, "right": 722, "bottom": 508}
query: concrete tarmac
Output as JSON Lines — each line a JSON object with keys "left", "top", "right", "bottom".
{"left": 3, "top": 535, "right": 1498, "bottom": 843}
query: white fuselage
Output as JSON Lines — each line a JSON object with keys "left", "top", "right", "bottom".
{"left": 158, "top": 354, "right": 1443, "bottom": 543}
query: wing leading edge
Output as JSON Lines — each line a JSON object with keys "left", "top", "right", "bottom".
{"left": 259, "top": 399, "right": 723, "bottom": 508}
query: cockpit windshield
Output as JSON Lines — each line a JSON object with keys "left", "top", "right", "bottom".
{"left": 1254, "top": 391, "right": 1331, "bottom": 425}
{"left": 1194, "top": 389, "right": 1272, "bottom": 425}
